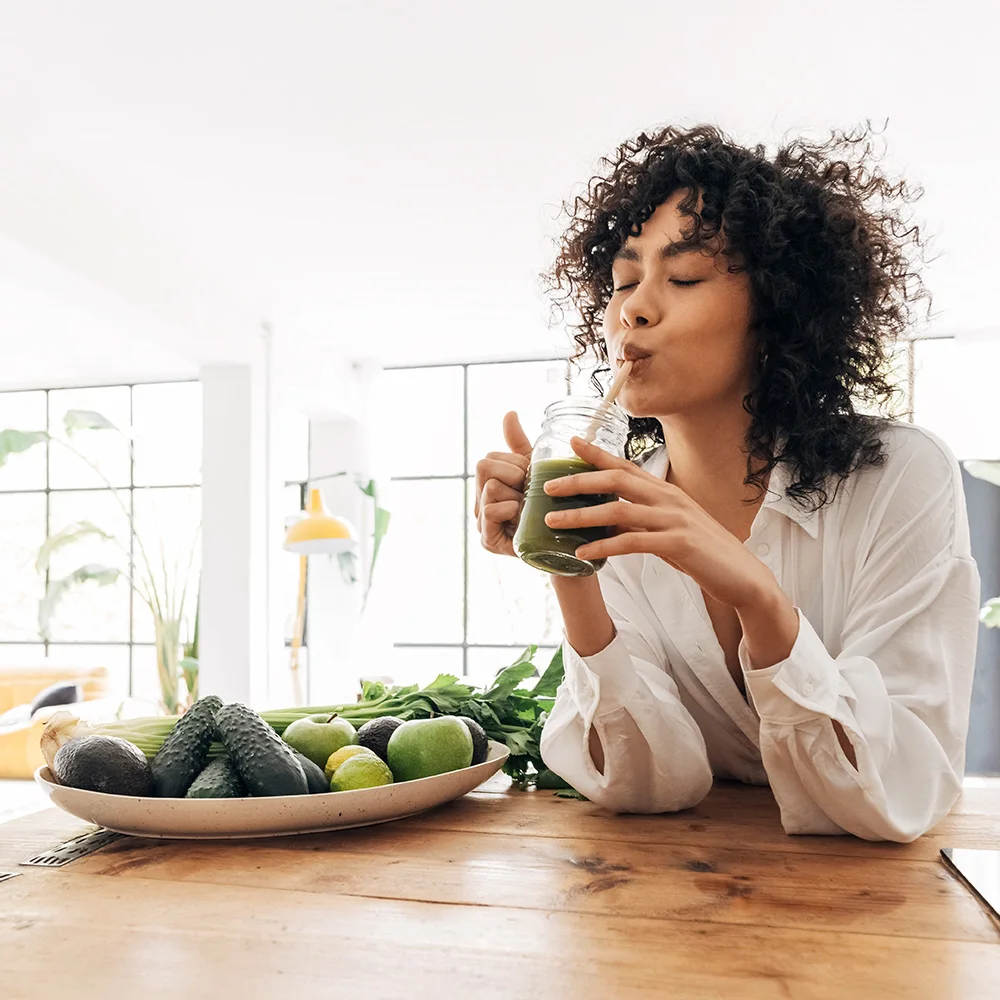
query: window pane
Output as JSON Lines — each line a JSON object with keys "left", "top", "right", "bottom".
{"left": 48, "top": 386, "right": 131, "bottom": 489}
{"left": 0, "top": 643, "right": 47, "bottom": 665}
{"left": 42, "top": 643, "right": 130, "bottom": 698}
{"left": 567, "top": 357, "right": 603, "bottom": 397}
{"left": 855, "top": 340, "right": 910, "bottom": 420}
{"left": 130, "top": 644, "right": 166, "bottom": 709}
{"left": 132, "top": 382, "right": 202, "bottom": 486}
{"left": 913, "top": 338, "right": 1000, "bottom": 459}
{"left": 465, "top": 645, "right": 558, "bottom": 691}
{"left": 379, "top": 479, "right": 464, "bottom": 642}
{"left": 0, "top": 493, "right": 47, "bottom": 640}
{"left": 268, "top": 644, "right": 307, "bottom": 710}
{"left": 46, "top": 490, "right": 131, "bottom": 642}
{"left": 0, "top": 391, "right": 47, "bottom": 491}
{"left": 276, "top": 407, "right": 310, "bottom": 486}
{"left": 466, "top": 360, "right": 569, "bottom": 473}
{"left": 387, "top": 646, "right": 464, "bottom": 688}
{"left": 466, "top": 480, "right": 564, "bottom": 647}
{"left": 378, "top": 367, "right": 464, "bottom": 477}
{"left": 131, "top": 488, "right": 202, "bottom": 644}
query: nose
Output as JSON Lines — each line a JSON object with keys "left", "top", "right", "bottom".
{"left": 619, "top": 280, "right": 659, "bottom": 330}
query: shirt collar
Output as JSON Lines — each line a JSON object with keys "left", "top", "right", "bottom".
{"left": 638, "top": 444, "right": 821, "bottom": 539}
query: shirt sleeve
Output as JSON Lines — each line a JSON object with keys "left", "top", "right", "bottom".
{"left": 740, "top": 440, "right": 981, "bottom": 842}
{"left": 539, "top": 559, "right": 714, "bottom": 814}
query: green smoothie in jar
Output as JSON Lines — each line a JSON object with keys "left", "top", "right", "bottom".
{"left": 513, "top": 398, "right": 629, "bottom": 577}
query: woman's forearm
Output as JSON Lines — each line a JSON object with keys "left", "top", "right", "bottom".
{"left": 551, "top": 575, "right": 615, "bottom": 657}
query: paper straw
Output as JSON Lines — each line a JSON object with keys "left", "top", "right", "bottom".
{"left": 582, "top": 360, "right": 633, "bottom": 443}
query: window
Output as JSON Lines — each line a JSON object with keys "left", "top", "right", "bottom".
{"left": 0, "top": 381, "right": 202, "bottom": 701}
{"left": 377, "top": 359, "right": 570, "bottom": 689}
{"left": 911, "top": 336, "right": 1000, "bottom": 460}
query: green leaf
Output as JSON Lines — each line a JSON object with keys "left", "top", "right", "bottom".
{"left": 337, "top": 550, "right": 358, "bottom": 585}
{"left": 964, "top": 461, "right": 1000, "bottom": 489}
{"left": 532, "top": 646, "right": 565, "bottom": 698}
{"left": 180, "top": 656, "right": 199, "bottom": 702}
{"left": 481, "top": 649, "right": 539, "bottom": 705}
{"left": 367, "top": 505, "right": 391, "bottom": 590}
{"left": 425, "top": 673, "right": 463, "bottom": 690}
{"left": 360, "top": 679, "right": 388, "bottom": 702}
{"left": 64, "top": 409, "right": 118, "bottom": 435}
{"left": 39, "top": 564, "right": 121, "bottom": 641}
{"left": 554, "top": 788, "right": 589, "bottom": 800}
{"left": 0, "top": 429, "right": 47, "bottom": 468}
{"left": 35, "top": 521, "right": 114, "bottom": 574}
{"left": 980, "top": 598, "right": 1000, "bottom": 628}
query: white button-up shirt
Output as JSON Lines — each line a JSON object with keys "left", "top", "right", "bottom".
{"left": 539, "top": 420, "right": 982, "bottom": 842}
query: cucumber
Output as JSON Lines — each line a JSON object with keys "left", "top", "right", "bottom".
{"left": 151, "top": 695, "right": 223, "bottom": 797}
{"left": 185, "top": 755, "right": 246, "bottom": 798}
{"left": 291, "top": 749, "right": 331, "bottom": 794}
{"left": 216, "top": 702, "right": 309, "bottom": 796}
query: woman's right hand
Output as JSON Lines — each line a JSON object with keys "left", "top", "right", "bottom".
{"left": 474, "top": 411, "right": 533, "bottom": 557}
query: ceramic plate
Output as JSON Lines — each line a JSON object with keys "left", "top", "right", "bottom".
{"left": 34, "top": 740, "right": 509, "bottom": 839}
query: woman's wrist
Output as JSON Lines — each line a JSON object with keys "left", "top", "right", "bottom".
{"left": 551, "top": 574, "right": 615, "bottom": 657}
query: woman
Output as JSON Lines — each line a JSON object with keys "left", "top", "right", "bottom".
{"left": 474, "top": 124, "right": 981, "bottom": 842}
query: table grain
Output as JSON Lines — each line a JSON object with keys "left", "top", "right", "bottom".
{"left": 1, "top": 776, "right": 998, "bottom": 999}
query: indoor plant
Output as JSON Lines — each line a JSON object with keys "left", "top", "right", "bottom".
{"left": 0, "top": 409, "right": 200, "bottom": 713}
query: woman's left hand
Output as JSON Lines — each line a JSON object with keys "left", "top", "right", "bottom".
{"left": 543, "top": 436, "right": 777, "bottom": 611}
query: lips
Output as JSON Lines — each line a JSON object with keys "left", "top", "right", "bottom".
{"left": 616, "top": 346, "right": 653, "bottom": 379}
{"left": 619, "top": 344, "right": 653, "bottom": 363}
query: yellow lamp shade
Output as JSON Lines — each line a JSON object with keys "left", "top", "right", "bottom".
{"left": 284, "top": 488, "right": 357, "bottom": 555}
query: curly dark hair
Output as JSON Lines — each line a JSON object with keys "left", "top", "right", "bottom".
{"left": 546, "top": 122, "right": 930, "bottom": 512}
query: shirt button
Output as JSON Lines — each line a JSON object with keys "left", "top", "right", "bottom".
{"left": 803, "top": 679, "right": 814, "bottom": 695}
{"left": 756, "top": 543, "right": 770, "bottom": 556}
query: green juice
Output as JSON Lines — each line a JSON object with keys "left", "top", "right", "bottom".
{"left": 514, "top": 458, "right": 618, "bottom": 576}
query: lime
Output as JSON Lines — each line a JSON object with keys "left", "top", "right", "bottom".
{"left": 324, "top": 744, "right": 378, "bottom": 782}
{"left": 330, "top": 753, "right": 394, "bottom": 791}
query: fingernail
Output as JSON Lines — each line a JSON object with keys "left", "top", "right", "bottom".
{"left": 544, "top": 512, "right": 558, "bottom": 526}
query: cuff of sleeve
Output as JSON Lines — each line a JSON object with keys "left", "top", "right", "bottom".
{"left": 740, "top": 608, "right": 842, "bottom": 723}
{"left": 561, "top": 632, "right": 640, "bottom": 718}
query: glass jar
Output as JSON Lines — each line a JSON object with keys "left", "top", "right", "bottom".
{"left": 514, "top": 397, "right": 629, "bottom": 577}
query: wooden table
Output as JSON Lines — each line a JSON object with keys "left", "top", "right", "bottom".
{"left": 1, "top": 775, "right": 998, "bottom": 999}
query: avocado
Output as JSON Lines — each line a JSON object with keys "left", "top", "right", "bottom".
{"left": 460, "top": 717, "right": 489, "bottom": 765}
{"left": 356, "top": 716, "right": 405, "bottom": 763}
{"left": 185, "top": 755, "right": 246, "bottom": 798}
{"left": 54, "top": 735, "right": 154, "bottom": 796}
{"left": 151, "top": 695, "right": 223, "bottom": 797}
{"left": 290, "top": 748, "right": 330, "bottom": 793}
{"left": 216, "top": 702, "right": 309, "bottom": 796}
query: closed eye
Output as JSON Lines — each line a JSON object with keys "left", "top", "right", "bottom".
{"left": 614, "top": 279, "right": 702, "bottom": 292}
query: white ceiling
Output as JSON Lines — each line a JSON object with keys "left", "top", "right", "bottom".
{"left": 0, "top": 1, "right": 994, "bottom": 387}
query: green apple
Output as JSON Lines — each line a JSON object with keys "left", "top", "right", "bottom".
{"left": 282, "top": 713, "right": 357, "bottom": 768}
{"left": 386, "top": 716, "right": 474, "bottom": 782}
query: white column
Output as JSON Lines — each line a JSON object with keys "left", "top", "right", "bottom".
{"left": 199, "top": 358, "right": 279, "bottom": 707}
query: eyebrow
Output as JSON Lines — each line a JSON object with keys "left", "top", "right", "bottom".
{"left": 612, "top": 241, "right": 704, "bottom": 263}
